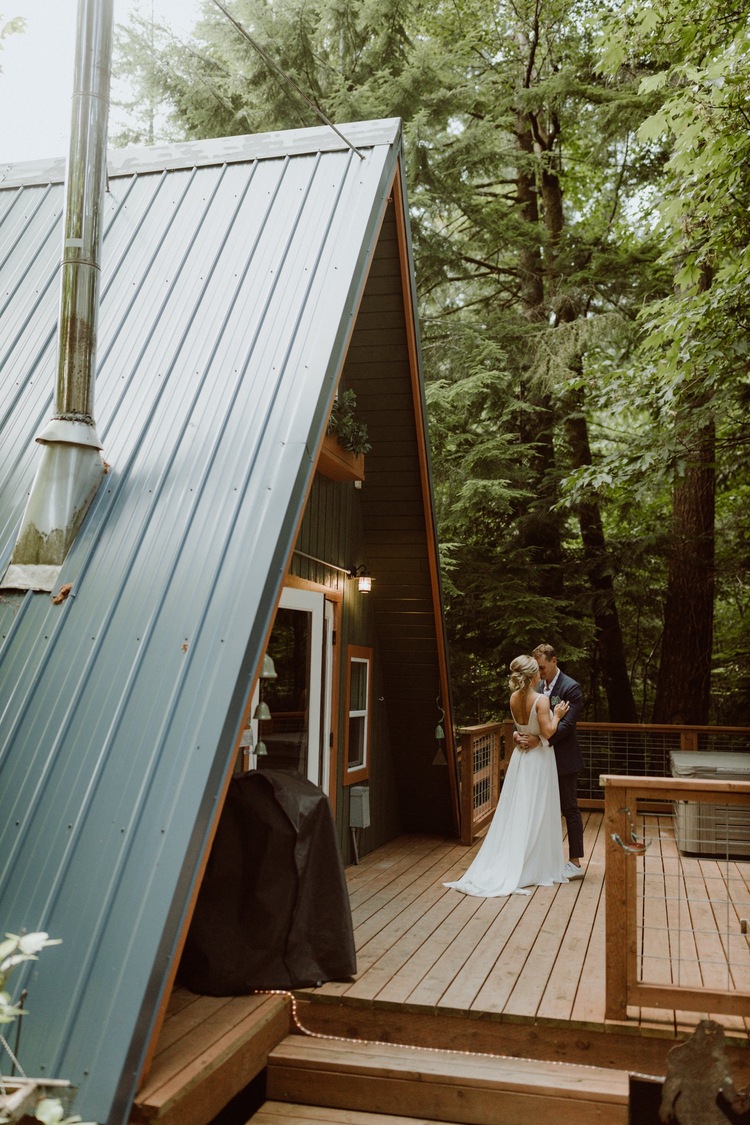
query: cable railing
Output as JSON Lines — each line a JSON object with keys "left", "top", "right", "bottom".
{"left": 578, "top": 724, "right": 750, "bottom": 804}
{"left": 457, "top": 721, "right": 750, "bottom": 844}
{"left": 601, "top": 774, "right": 750, "bottom": 1020}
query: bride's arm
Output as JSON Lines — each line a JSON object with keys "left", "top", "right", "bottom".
{"left": 536, "top": 695, "right": 570, "bottom": 739}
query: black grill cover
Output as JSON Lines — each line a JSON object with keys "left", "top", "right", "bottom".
{"left": 179, "top": 770, "right": 356, "bottom": 993}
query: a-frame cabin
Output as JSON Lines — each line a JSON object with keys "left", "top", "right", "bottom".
{"left": 0, "top": 119, "right": 456, "bottom": 1125}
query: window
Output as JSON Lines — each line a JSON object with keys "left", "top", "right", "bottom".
{"left": 345, "top": 646, "right": 371, "bottom": 784}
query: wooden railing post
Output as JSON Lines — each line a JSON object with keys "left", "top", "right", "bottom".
{"left": 460, "top": 728, "right": 474, "bottom": 846}
{"left": 680, "top": 729, "right": 698, "bottom": 751}
{"left": 602, "top": 777, "right": 630, "bottom": 1020}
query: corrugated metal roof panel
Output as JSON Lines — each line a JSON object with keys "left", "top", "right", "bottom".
{"left": 0, "top": 118, "right": 401, "bottom": 1124}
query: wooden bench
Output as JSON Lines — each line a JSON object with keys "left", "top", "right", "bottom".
{"left": 129, "top": 988, "right": 290, "bottom": 1125}
{"left": 265, "top": 1034, "right": 629, "bottom": 1124}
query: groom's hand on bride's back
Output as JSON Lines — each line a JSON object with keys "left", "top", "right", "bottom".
{"left": 514, "top": 731, "right": 540, "bottom": 751}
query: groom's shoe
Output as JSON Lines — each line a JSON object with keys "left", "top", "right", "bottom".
{"left": 564, "top": 861, "right": 584, "bottom": 880}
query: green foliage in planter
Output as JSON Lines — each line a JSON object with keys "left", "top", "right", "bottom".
{"left": 327, "top": 390, "right": 371, "bottom": 456}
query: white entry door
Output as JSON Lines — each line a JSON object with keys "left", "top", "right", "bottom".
{"left": 257, "top": 587, "right": 332, "bottom": 793}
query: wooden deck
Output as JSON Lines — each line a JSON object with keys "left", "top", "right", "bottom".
{"left": 295, "top": 812, "right": 750, "bottom": 1084}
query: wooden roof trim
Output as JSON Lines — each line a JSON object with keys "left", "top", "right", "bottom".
{"left": 390, "top": 162, "right": 459, "bottom": 833}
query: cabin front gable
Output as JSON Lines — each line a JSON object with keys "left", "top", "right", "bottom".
{"left": 0, "top": 120, "right": 455, "bottom": 1125}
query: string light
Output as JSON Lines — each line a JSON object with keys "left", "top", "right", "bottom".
{"left": 253, "top": 989, "right": 665, "bottom": 1083}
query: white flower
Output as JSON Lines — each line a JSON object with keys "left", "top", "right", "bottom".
{"left": 0, "top": 988, "right": 25, "bottom": 1024}
{"left": 33, "top": 1096, "right": 96, "bottom": 1125}
{"left": 14, "top": 932, "right": 62, "bottom": 956}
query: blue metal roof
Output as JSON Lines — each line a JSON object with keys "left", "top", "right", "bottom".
{"left": 0, "top": 119, "right": 402, "bottom": 1124}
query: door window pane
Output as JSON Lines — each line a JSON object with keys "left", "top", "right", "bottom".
{"left": 260, "top": 607, "right": 311, "bottom": 775}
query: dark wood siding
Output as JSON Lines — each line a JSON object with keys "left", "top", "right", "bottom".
{"left": 292, "top": 476, "right": 402, "bottom": 861}
{"left": 343, "top": 202, "right": 453, "bottom": 838}
{"left": 290, "top": 198, "right": 455, "bottom": 861}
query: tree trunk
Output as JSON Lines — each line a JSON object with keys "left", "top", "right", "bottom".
{"left": 514, "top": 119, "right": 564, "bottom": 591}
{"left": 652, "top": 418, "right": 715, "bottom": 724}
{"left": 565, "top": 393, "right": 638, "bottom": 721}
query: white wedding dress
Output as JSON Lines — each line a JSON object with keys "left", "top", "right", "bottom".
{"left": 444, "top": 694, "right": 567, "bottom": 897}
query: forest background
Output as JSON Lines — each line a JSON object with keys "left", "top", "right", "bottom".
{"left": 5, "top": 0, "right": 749, "bottom": 728}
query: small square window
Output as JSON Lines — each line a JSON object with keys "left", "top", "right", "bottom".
{"left": 345, "top": 648, "right": 371, "bottom": 783}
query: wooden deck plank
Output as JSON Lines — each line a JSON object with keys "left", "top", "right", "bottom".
{"left": 307, "top": 819, "right": 750, "bottom": 1053}
{"left": 341, "top": 885, "right": 486, "bottom": 1004}
{"left": 500, "top": 812, "right": 606, "bottom": 1022}
{"left": 640, "top": 815, "right": 675, "bottom": 1028}
{"left": 656, "top": 817, "right": 710, "bottom": 1032}
{"left": 350, "top": 839, "right": 461, "bottom": 912}
{"left": 399, "top": 894, "right": 515, "bottom": 1010}
{"left": 348, "top": 838, "right": 450, "bottom": 908}
{"left": 269, "top": 1037, "right": 629, "bottom": 1100}
{"left": 350, "top": 843, "right": 468, "bottom": 932}
{"left": 468, "top": 892, "right": 561, "bottom": 1016}
{"left": 696, "top": 856, "right": 750, "bottom": 1033}
{"left": 148, "top": 993, "right": 241, "bottom": 1057}
{"left": 435, "top": 897, "right": 528, "bottom": 1014}
{"left": 323, "top": 849, "right": 471, "bottom": 1000}
{"left": 567, "top": 812, "right": 608, "bottom": 1026}
{"left": 537, "top": 820, "right": 606, "bottom": 1023}
{"left": 502, "top": 884, "right": 580, "bottom": 1019}
{"left": 249, "top": 1103, "right": 467, "bottom": 1124}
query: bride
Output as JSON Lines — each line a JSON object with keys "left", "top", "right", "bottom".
{"left": 445, "top": 654, "right": 570, "bottom": 897}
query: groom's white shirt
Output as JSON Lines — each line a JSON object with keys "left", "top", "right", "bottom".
{"left": 543, "top": 672, "right": 560, "bottom": 695}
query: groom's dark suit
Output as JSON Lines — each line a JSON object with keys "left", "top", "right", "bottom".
{"left": 538, "top": 670, "right": 584, "bottom": 775}
{"left": 537, "top": 670, "right": 584, "bottom": 860}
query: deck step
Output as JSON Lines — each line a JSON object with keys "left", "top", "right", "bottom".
{"left": 248, "top": 1103, "right": 463, "bottom": 1124}
{"left": 265, "top": 1034, "right": 629, "bottom": 1124}
{"left": 130, "top": 992, "right": 290, "bottom": 1125}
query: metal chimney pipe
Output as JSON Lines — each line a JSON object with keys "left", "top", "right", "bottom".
{"left": 53, "top": 0, "right": 113, "bottom": 431}
{"left": 3, "top": 0, "right": 113, "bottom": 590}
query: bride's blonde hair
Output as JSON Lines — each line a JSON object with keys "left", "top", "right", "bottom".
{"left": 508, "top": 654, "right": 539, "bottom": 693}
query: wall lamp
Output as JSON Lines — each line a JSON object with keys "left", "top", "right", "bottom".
{"left": 349, "top": 564, "right": 373, "bottom": 593}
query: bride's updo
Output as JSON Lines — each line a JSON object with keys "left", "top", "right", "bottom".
{"left": 508, "top": 654, "right": 539, "bottom": 693}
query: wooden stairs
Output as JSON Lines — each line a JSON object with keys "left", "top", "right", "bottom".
{"left": 249, "top": 1033, "right": 630, "bottom": 1124}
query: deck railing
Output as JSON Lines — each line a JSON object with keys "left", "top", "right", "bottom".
{"left": 457, "top": 721, "right": 750, "bottom": 843}
{"left": 578, "top": 723, "right": 750, "bottom": 803}
{"left": 456, "top": 722, "right": 511, "bottom": 845}
{"left": 601, "top": 773, "right": 750, "bottom": 1021}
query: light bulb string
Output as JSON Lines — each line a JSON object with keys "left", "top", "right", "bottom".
{"left": 253, "top": 989, "right": 665, "bottom": 1083}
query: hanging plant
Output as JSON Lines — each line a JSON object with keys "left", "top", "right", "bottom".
{"left": 327, "top": 390, "right": 371, "bottom": 456}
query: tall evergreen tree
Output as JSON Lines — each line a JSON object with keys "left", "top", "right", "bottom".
{"left": 112, "top": 0, "right": 673, "bottom": 722}
{"left": 599, "top": 0, "right": 750, "bottom": 724}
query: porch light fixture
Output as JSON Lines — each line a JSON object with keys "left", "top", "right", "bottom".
{"left": 253, "top": 653, "right": 275, "bottom": 730}
{"left": 349, "top": 564, "right": 373, "bottom": 593}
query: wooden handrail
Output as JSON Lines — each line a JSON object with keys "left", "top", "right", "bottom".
{"left": 582, "top": 722, "right": 750, "bottom": 734}
{"left": 601, "top": 773, "right": 750, "bottom": 1021}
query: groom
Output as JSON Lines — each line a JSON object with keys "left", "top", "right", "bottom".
{"left": 515, "top": 643, "right": 585, "bottom": 879}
